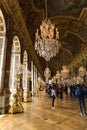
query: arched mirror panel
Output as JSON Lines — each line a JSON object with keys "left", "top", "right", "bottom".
{"left": 9, "top": 36, "right": 21, "bottom": 104}
{"left": 0, "top": 9, "right": 6, "bottom": 93}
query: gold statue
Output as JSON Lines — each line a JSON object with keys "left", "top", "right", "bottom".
{"left": 36, "top": 83, "right": 40, "bottom": 95}
{"left": 9, "top": 72, "right": 24, "bottom": 114}
{"left": 24, "top": 77, "right": 32, "bottom": 102}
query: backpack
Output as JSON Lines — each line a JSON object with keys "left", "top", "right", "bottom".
{"left": 75, "top": 88, "right": 81, "bottom": 97}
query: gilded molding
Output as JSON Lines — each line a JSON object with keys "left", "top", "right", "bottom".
{"left": 31, "top": 0, "right": 44, "bottom": 20}
{"left": 79, "top": 8, "right": 87, "bottom": 25}
{"left": 61, "top": 47, "right": 73, "bottom": 58}
{"left": 68, "top": 31, "right": 85, "bottom": 42}
{"left": 32, "top": 0, "right": 44, "bottom": 13}
{"left": 51, "top": 15, "right": 87, "bottom": 42}
{"left": 51, "top": 16, "right": 78, "bottom": 24}
{"left": 68, "top": 45, "right": 87, "bottom": 70}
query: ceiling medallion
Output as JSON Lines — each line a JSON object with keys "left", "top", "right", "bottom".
{"left": 35, "top": 0, "right": 61, "bottom": 61}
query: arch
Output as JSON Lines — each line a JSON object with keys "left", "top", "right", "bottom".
{"left": 0, "top": 8, "right": 6, "bottom": 92}
{"left": 0, "top": 9, "right": 6, "bottom": 33}
{"left": 23, "top": 50, "right": 28, "bottom": 62}
{"left": 9, "top": 35, "right": 21, "bottom": 105}
{"left": 12, "top": 35, "right": 21, "bottom": 52}
{"left": 61, "top": 47, "right": 73, "bottom": 58}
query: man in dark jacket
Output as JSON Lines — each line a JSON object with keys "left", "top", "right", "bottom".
{"left": 75, "top": 84, "right": 86, "bottom": 116}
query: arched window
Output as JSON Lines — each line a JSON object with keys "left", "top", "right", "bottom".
{"left": 23, "top": 50, "right": 28, "bottom": 96}
{"left": 0, "top": 9, "right": 6, "bottom": 92}
{"left": 9, "top": 36, "right": 21, "bottom": 104}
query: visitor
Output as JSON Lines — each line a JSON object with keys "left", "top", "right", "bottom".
{"left": 59, "top": 85, "right": 63, "bottom": 99}
{"left": 51, "top": 86, "right": 56, "bottom": 109}
{"left": 75, "top": 84, "right": 86, "bottom": 116}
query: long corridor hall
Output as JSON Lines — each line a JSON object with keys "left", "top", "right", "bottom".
{"left": 0, "top": 91, "right": 87, "bottom": 130}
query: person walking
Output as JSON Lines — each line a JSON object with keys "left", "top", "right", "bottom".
{"left": 75, "top": 84, "right": 86, "bottom": 116}
{"left": 51, "top": 86, "right": 56, "bottom": 109}
{"left": 59, "top": 85, "right": 63, "bottom": 99}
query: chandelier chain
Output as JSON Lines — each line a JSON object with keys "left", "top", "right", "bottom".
{"left": 45, "top": 0, "right": 48, "bottom": 19}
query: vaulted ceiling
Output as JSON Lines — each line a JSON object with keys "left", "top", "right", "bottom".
{"left": 20, "top": 0, "right": 87, "bottom": 74}
{"left": 1, "top": 0, "right": 87, "bottom": 77}
{"left": 18, "top": 0, "right": 87, "bottom": 76}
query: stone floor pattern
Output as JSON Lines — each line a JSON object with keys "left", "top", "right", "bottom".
{"left": 0, "top": 91, "right": 87, "bottom": 130}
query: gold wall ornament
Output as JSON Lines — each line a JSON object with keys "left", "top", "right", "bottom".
{"left": 9, "top": 93, "right": 24, "bottom": 114}
{"left": 36, "top": 82, "right": 40, "bottom": 95}
{"left": 24, "top": 77, "right": 32, "bottom": 102}
{"left": 19, "top": 74, "right": 24, "bottom": 102}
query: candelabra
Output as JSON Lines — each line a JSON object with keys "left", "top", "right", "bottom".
{"left": 61, "top": 66, "right": 69, "bottom": 79}
{"left": 44, "top": 67, "right": 51, "bottom": 83}
{"left": 55, "top": 71, "right": 61, "bottom": 84}
{"left": 78, "top": 66, "right": 86, "bottom": 83}
{"left": 24, "top": 70, "right": 32, "bottom": 102}
{"left": 36, "top": 77, "right": 40, "bottom": 95}
{"left": 9, "top": 63, "right": 24, "bottom": 114}
{"left": 79, "top": 66, "right": 86, "bottom": 77}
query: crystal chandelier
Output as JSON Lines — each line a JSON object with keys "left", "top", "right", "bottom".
{"left": 44, "top": 67, "right": 51, "bottom": 83}
{"left": 35, "top": 0, "right": 61, "bottom": 62}
{"left": 61, "top": 66, "right": 69, "bottom": 79}
{"left": 56, "top": 71, "right": 61, "bottom": 80}
{"left": 44, "top": 67, "right": 51, "bottom": 79}
{"left": 79, "top": 66, "right": 86, "bottom": 77}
